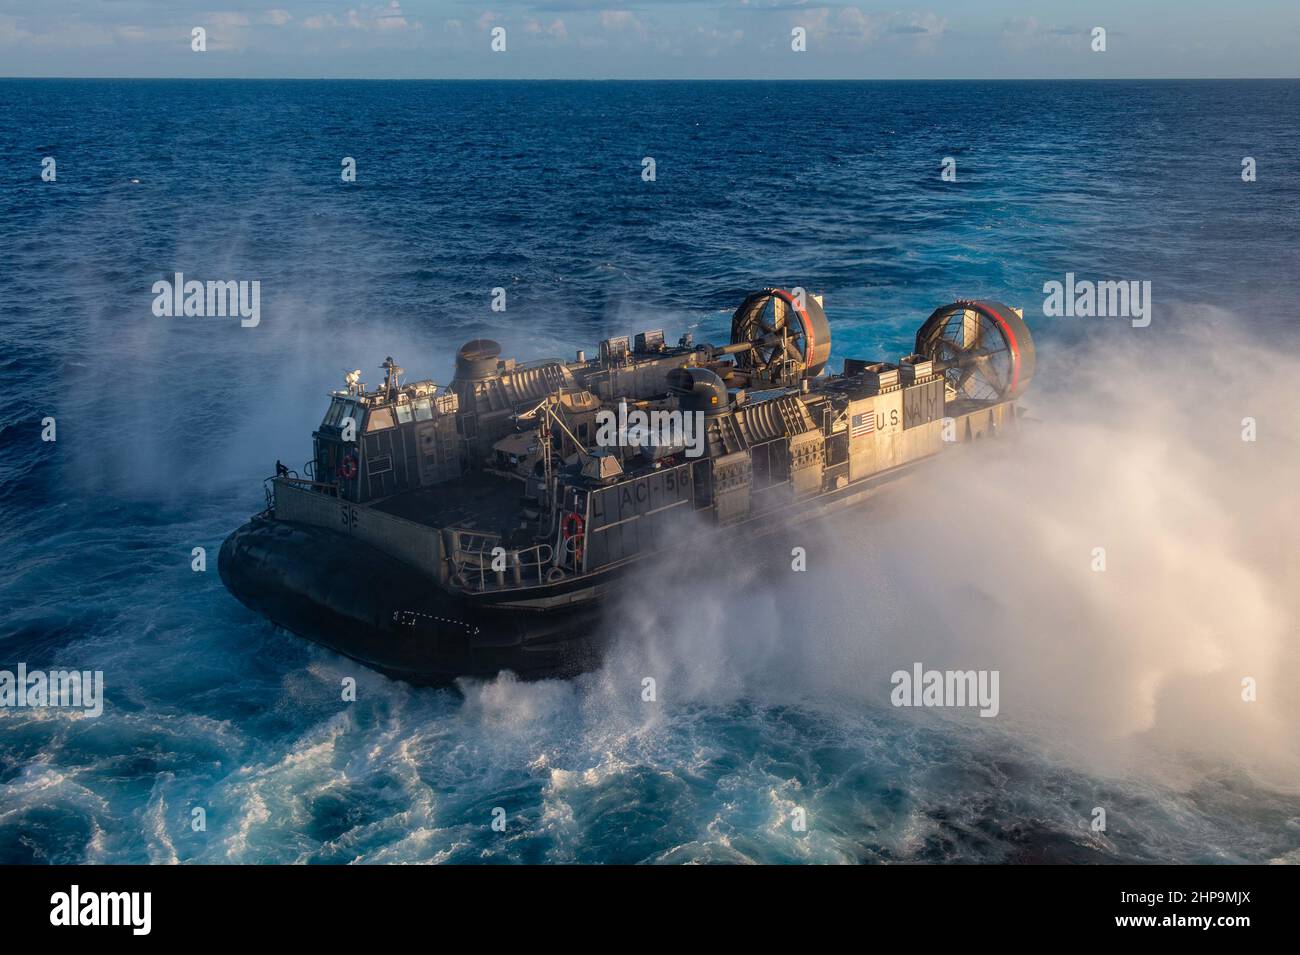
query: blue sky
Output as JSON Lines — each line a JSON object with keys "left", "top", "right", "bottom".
{"left": 1, "top": 1, "right": 1297, "bottom": 78}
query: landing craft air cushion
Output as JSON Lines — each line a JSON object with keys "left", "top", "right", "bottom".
{"left": 219, "top": 291, "right": 1035, "bottom": 682}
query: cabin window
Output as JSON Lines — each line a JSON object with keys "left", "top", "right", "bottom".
{"left": 367, "top": 407, "right": 396, "bottom": 431}
{"left": 414, "top": 397, "right": 433, "bottom": 421}
{"left": 323, "top": 399, "right": 347, "bottom": 427}
{"left": 395, "top": 402, "right": 413, "bottom": 425}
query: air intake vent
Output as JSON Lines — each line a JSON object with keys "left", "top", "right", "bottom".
{"left": 454, "top": 339, "right": 501, "bottom": 380}
{"left": 898, "top": 354, "right": 934, "bottom": 383}
{"left": 846, "top": 361, "right": 899, "bottom": 392}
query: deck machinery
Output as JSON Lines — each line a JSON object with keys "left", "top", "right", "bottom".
{"left": 220, "top": 290, "right": 1035, "bottom": 682}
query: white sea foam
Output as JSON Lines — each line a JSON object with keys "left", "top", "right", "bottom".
{"left": 588, "top": 306, "right": 1300, "bottom": 794}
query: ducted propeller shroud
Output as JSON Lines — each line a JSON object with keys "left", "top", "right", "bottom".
{"left": 914, "top": 300, "right": 1035, "bottom": 402}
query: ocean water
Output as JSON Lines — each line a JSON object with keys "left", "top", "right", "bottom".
{"left": 1, "top": 79, "right": 1299, "bottom": 864}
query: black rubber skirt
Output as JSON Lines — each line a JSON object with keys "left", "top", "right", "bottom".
{"left": 218, "top": 518, "right": 605, "bottom": 684}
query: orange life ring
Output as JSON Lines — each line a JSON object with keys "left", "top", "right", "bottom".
{"left": 337, "top": 454, "right": 358, "bottom": 481}
{"left": 561, "top": 511, "right": 585, "bottom": 564}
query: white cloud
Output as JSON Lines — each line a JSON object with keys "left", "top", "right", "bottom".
{"left": 899, "top": 12, "right": 947, "bottom": 51}
{"left": 525, "top": 17, "right": 568, "bottom": 40}
{"left": 205, "top": 12, "right": 254, "bottom": 51}
{"left": 780, "top": 8, "right": 949, "bottom": 51}
{"left": 1001, "top": 18, "right": 1083, "bottom": 53}
{"left": 372, "top": 1, "right": 412, "bottom": 32}
{"left": 836, "top": 7, "right": 880, "bottom": 45}
{"left": 599, "top": 11, "right": 643, "bottom": 34}
{"left": 304, "top": 3, "right": 416, "bottom": 33}
{"left": 209, "top": 13, "right": 252, "bottom": 29}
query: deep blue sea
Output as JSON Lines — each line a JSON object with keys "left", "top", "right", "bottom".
{"left": 2, "top": 80, "right": 1299, "bottom": 864}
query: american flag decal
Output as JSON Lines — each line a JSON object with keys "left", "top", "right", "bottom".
{"left": 851, "top": 411, "right": 875, "bottom": 438}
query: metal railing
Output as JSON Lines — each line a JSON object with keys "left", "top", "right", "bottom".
{"left": 262, "top": 475, "right": 338, "bottom": 516}
{"left": 448, "top": 530, "right": 556, "bottom": 591}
